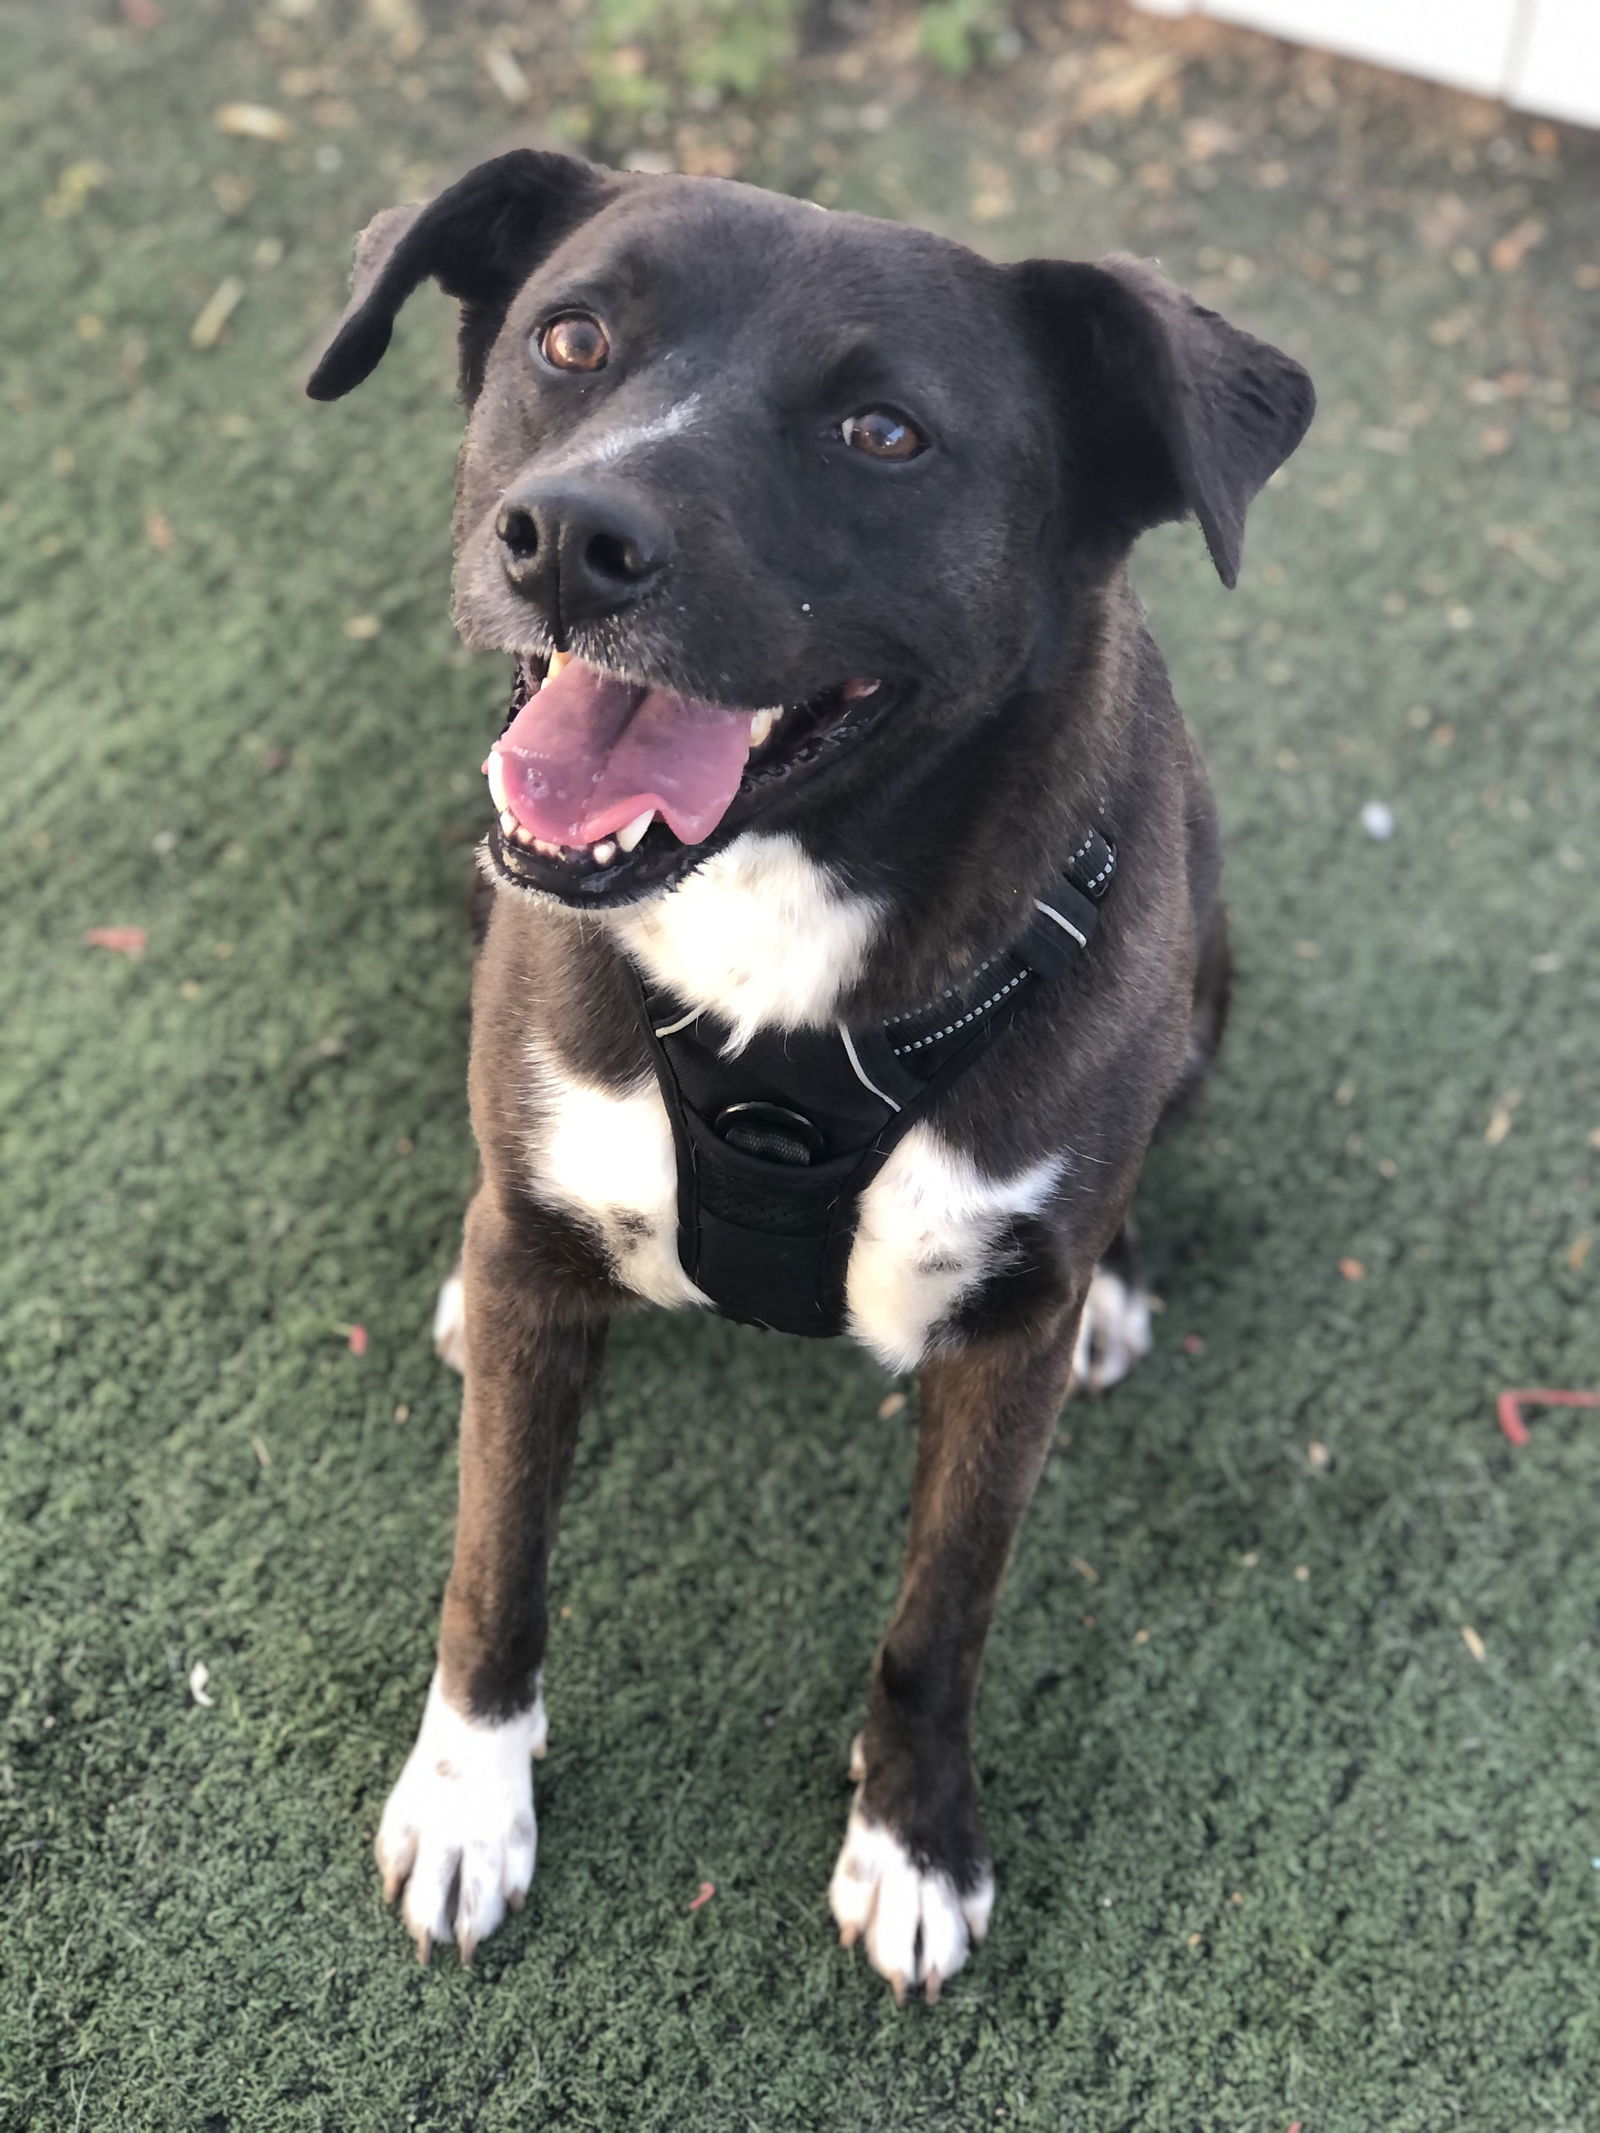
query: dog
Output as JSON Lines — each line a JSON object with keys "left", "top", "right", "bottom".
{"left": 308, "top": 148, "right": 1313, "bottom": 2002}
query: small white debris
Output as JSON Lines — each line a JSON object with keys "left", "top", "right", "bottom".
{"left": 188, "top": 1661, "right": 214, "bottom": 1707}
{"left": 1360, "top": 800, "right": 1395, "bottom": 841}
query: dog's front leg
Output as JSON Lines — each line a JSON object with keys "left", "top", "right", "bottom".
{"left": 377, "top": 1192, "right": 607, "bottom": 1963}
{"left": 830, "top": 1300, "right": 1080, "bottom": 2003}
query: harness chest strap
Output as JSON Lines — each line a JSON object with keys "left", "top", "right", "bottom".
{"left": 621, "top": 830, "right": 1116, "bottom": 1339}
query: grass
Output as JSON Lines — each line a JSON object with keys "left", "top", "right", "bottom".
{"left": 3, "top": 2, "right": 1599, "bottom": 2127}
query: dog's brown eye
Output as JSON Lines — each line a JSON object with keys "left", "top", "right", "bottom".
{"left": 840, "top": 408, "right": 924, "bottom": 461}
{"left": 539, "top": 314, "right": 609, "bottom": 373}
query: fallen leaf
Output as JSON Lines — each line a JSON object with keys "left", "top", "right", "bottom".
{"left": 1067, "top": 148, "right": 1121, "bottom": 190}
{"left": 1460, "top": 1625, "right": 1486, "bottom": 1662}
{"left": 44, "top": 162, "right": 108, "bottom": 218}
{"left": 1338, "top": 1258, "right": 1365, "bottom": 1281}
{"left": 1416, "top": 193, "right": 1469, "bottom": 253}
{"left": 482, "top": 42, "right": 530, "bottom": 105}
{"left": 1489, "top": 217, "right": 1545, "bottom": 275}
{"left": 191, "top": 277, "right": 245, "bottom": 350}
{"left": 347, "top": 1323, "right": 368, "bottom": 1357}
{"left": 1568, "top": 1234, "right": 1592, "bottom": 1272}
{"left": 145, "top": 508, "right": 175, "bottom": 553}
{"left": 1490, "top": 526, "right": 1566, "bottom": 582}
{"left": 1181, "top": 116, "right": 1239, "bottom": 161}
{"left": 214, "top": 102, "right": 294, "bottom": 143}
{"left": 876, "top": 1391, "right": 906, "bottom": 1420}
{"left": 365, "top": 0, "right": 424, "bottom": 40}
{"left": 1077, "top": 49, "right": 1184, "bottom": 121}
{"left": 1068, "top": 1555, "right": 1098, "bottom": 1583}
{"left": 85, "top": 925, "right": 147, "bottom": 956}
{"left": 343, "top": 613, "right": 382, "bottom": 640}
{"left": 1484, "top": 1104, "right": 1514, "bottom": 1147}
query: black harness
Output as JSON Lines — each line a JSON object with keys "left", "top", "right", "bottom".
{"left": 621, "top": 831, "right": 1116, "bottom": 1338}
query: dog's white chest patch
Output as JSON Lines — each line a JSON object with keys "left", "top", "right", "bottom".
{"left": 608, "top": 831, "right": 882, "bottom": 1052}
{"left": 531, "top": 838, "right": 1052, "bottom": 1350}
{"left": 846, "top": 1125, "right": 1063, "bottom": 1372}
{"left": 524, "top": 1040, "right": 704, "bottom": 1310}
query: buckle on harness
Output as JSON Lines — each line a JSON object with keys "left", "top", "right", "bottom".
{"left": 714, "top": 1101, "right": 825, "bottom": 1166}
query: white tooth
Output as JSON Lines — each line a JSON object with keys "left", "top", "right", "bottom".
{"left": 614, "top": 809, "right": 655, "bottom": 853}
{"left": 749, "top": 708, "right": 780, "bottom": 750}
{"left": 547, "top": 650, "right": 574, "bottom": 682}
{"left": 499, "top": 809, "right": 517, "bottom": 835}
{"left": 591, "top": 839, "right": 617, "bottom": 867}
{"left": 485, "top": 750, "right": 509, "bottom": 812}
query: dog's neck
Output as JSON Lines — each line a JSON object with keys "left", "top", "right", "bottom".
{"left": 602, "top": 572, "right": 1156, "bottom": 1043}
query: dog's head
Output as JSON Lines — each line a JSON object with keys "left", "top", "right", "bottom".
{"left": 310, "top": 151, "right": 1313, "bottom": 908}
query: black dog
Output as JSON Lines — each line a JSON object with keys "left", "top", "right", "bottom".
{"left": 309, "top": 149, "right": 1312, "bottom": 2001}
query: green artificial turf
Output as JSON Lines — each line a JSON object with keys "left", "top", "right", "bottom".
{"left": 4, "top": 4, "right": 1599, "bottom": 2127}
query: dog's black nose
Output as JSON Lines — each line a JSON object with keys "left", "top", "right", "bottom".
{"left": 495, "top": 480, "right": 670, "bottom": 633}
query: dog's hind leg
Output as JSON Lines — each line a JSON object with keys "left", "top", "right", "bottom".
{"left": 1069, "top": 1220, "right": 1153, "bottom": 1394}
{"left": 1072, "top": 903, "right": 1231, "bottom": 1395}
{"left": 432, "top": 1255, "right": 467, "bottom": 1374}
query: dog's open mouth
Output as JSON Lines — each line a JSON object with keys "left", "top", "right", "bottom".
{"left": 483, "top": 651, "right": 890, "bottom": 903}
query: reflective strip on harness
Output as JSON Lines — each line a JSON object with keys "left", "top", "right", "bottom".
{"left": 624, "top": 832, "right": 1115, "bottom": 1337}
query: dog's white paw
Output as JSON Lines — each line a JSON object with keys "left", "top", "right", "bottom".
{"left": 1070, "top": 1266, "right": 1152, "bottom": 1394}
{"left": 432, "top": 1268, "right": 466, "bottom": 1374}
{"left": 828, "top": 1804, "right": 994, "bottom": 2005}
{"left": 375, "top": 1670, "right": 546, "bottom": 1963}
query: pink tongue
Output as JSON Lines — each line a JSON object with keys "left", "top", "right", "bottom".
{"left": 494, "top": 660, "right": 756, "bottom": 847}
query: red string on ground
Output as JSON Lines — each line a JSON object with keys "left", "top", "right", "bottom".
{"left": 1497, "top": 1389, "right": 1600, "bottom": 1446}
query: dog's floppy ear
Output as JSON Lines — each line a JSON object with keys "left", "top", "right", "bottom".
{"left": 1011, "top": 252, "right": 1314, "bottom": 586}
{"left": 307, "top": 149, "right": 619, "bottom": 405}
